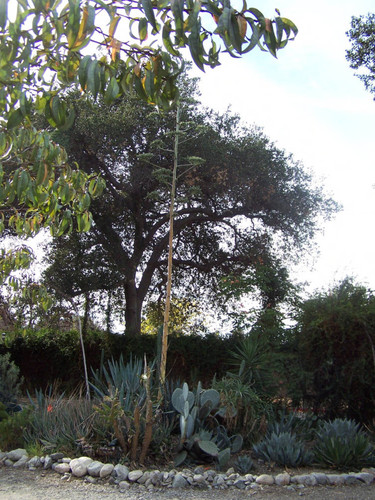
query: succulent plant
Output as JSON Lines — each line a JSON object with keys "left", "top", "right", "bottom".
{"left": 172, "top": 382, "right": 243, "bottom": 469}
{"left": 313, "top": 418, "right": 375, "bottom": 470}
{"left": 235, "top": 454, "right": 254, "bottom": 474}
{"left": 253, "top": 431, "right": 313, "bottom": 467}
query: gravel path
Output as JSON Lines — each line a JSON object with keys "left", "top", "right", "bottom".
{"left": 1, "top": 468, "right": 375, "bottom": 500}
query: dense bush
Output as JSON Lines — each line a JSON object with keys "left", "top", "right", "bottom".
{"left": 0, "top": 330, "right": 241, "bottom": 392}
{"left": 287, "top": 279, "right": 375, "bottom": 422}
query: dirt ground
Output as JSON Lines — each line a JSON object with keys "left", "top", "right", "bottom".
{"left": 1, "top": 467, "right": 375, "bottom": 500}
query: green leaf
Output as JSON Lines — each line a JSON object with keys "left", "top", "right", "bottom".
{"left": 86, "top": 59, "right": 101, "bottom": 98}
{"left": 144, "top": 69, "right": 155, "bottom": 99}
{"left": 7, "top": 108, "right": 24, "bottom": 129}
{"left": 104, "top": 76, "right": 119, "bottom": 105}
{"left": 140, "top": 0, "right": 157, "bottom": 31}
{"left": 138, "top": 17, "right": 148, "bottom": 41}
{"left": 17, "top": 170, "right": 29, "bottom": 199}
{"left": 188, "top": 21, "right": 205, "bottom": 71}
{"left": 0, "top": 0, "right": 8, "bottom": 29}
{"left": 162, "top": 21, "right": 180, "bottom": 56}
{"left": 79, "top": 55, "right": 92, "bottom": 90}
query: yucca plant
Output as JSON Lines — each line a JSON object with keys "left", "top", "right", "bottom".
{"left": 253, "top": 431, "right": 313, "bottom": 467}
{"left": 313, "top": 418, "right": 375, "bottom": 470}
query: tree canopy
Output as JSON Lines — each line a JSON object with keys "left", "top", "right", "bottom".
{"left": 42, "top": 88, "right": 338, "bottom": 336}
{"left": 346, "top": 13, "right": 375, "bottom": 98}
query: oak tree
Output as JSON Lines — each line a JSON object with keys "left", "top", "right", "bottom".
{"left": 43, "top": 91, "right": 338, "bottom": 336}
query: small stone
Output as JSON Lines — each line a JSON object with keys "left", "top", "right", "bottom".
{"left": 51, "top": 452, "right": 64, "bottom": 461}
{"left": 118, "top": 480, "right": 130, "bottom": 490}
{"left": 53, "top": 463, "right": 71, "bottom": 474}
{"left": 193, "top": 474, "right": 206, "bottom": 484}
{"left": 205, "top": 470, "right": 216, "bottom": 482}
{"left": 4, "top": 459, "right": 14, "bottom": 467}
{"left": 87, "top": 461, "right": 104, "bottom": 477}
{"left": 70, "top": 457, "right": 93, "bottom": 477}
{"left": 234, "top": 479, "right": 246, "bottom": 489}
{"left": 6, "top": 449, "right": 28, "bottom": 461}
{"left": 150, "top": 471, "right": 163, "bottom": 486}
{"left": 312, "top": 473, "right": 327, "bottom": 485}
{"left": 275, "top": 473, "right": 290, "bottom": 486}
{"left": 227, "top": 473, "right": 239, "bottom": 481}
{"left": 70, "top": 463, "right": 87, "bottom": 477}
{"left": 113, "top": 464, "right": 129, "bottom": 482}
{"left": 244, "top": 474, "right": 254, "bottom": 482}
{"left": 345, "top": 476, "right": 362, "bottom": 485}
{"left": 291, "top": 474, "right": 317, "bottom": 486}
{"left": 100, "top": 463, "right": 114, "bottom": 478}
{"left": 27, "top": 456, "right": 42, "bottom": 468}
{"left": 61, "top": 473, "right": 71, "bottom": 481}
{"left": 172, "top": 473, "right": 188, "bottom": 488}
{"left": 0, "top": 452, "right": 7, "bottom": 460}
{"left": 194, "top": 466, "right": 205, "bottom": 474}
{"left": 13, "top": 456, "right": 29, "bottom": 468}
{"left": 226, "top": 467, "right": 235, "bottom": 475}
{"left": 137, "top": 471, "right": 151, "bottom": 484}
{"left": 128, "top": 470, "right": 143, "bottom": 482}
{"left": 361, "top": 467, "right": 375, "bottom": 477}
{"left": 256, "top": 474, "right": 274, "bottom": 485}
{"left": 85, "top": 476, "right": 97, "bottom": 484}
{"left": 213, "top": 474, "right": 225, "bottom": 486}
{"left": 326, "top": 474, "right": 347, "bottom": 486}
{"left": 355, "top": 472, "right": 374, "bottom": 485}
{"left": 43, "top": 456, "right": 53, "bottom": 469}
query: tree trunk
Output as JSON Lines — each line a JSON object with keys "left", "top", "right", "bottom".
{"left": 105, "top": 290, "right": 112, "bottom": 334}
{"left": 124, "top": 279, "right": 142, "bottom": 336}
{"left": 82, "top": 292, "right": 90, "bottom": 337}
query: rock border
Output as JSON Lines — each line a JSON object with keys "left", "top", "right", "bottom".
{"left": 1, "top": 448, "right": 375, "bottom": 492}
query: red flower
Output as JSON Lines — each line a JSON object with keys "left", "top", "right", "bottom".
{"left": 47, "top": 404, "right": 53, "bottom": 413}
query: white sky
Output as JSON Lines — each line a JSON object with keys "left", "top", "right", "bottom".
{"left": 194, "top": 0, "right": 375, "bottom": 293}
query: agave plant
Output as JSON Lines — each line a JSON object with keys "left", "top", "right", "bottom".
{"left": 313, "top": 418, "right": 375, "bottom": 470}
{"left": 235, "top": 454, "right": 254, "bottom": 474}
{"left": 253, "top": 431, "right": 313, "bottom": 467}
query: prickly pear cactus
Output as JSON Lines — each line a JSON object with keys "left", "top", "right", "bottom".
{"left": 172, "top": 382, "right": 243, "bottom": 469}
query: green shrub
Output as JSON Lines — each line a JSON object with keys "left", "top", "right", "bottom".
{"left": 313, "top": 418, "right": 375, "bottom": 470}
{"left": 253, "top": 431, "right": 313, "bottom": 467}
{"left": 0, "top": 408, "right": 31, "bottom": 450}
{"left": 0, "top": 353, "right": 23, "bottom": 406}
